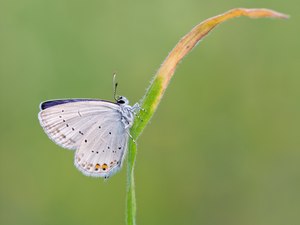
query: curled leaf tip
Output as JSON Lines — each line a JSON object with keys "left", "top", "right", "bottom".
{"left": 232, "top": 8, "right": 289, "bottom": 19}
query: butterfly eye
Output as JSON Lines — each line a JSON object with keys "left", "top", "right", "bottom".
{"left": 117, "top": 96, "right": 128, "bottom": 104}
{"left": 117, "top": 97, "right": 125, "bottom": 104}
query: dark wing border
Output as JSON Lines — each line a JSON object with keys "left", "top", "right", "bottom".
{"left": 40, "top": 99, "right": 116, "bottom": 110}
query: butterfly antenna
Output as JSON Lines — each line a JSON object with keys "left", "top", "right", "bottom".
{"left": 113, "top": 73, "right": 119, "bottom": 101}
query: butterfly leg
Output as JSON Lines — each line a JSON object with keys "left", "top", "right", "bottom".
{"left": 131, "top": 103, "right": 141, "bottom": 112}
{"left": 131, "top": 103, "right": 146, "bottom": 122}
{"left": 133, "top": 111, "right": 143, "bottom": 122}
{"left": 126, "top": 130, "right": 136, "bottom": 143}
{"left": 134, "top": 103, "right": 146, "bottom": 112}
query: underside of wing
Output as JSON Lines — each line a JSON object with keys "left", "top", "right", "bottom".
{"left": 38, "top": 99, "right": 121, "bottom": 150}
{"left": 74, "top": 115, "right": 129, "bottom": 178}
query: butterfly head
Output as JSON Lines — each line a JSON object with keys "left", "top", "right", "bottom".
{"left": 117, "top": 96, "right": 129, "bottom": 105}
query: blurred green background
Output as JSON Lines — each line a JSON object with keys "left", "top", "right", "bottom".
{"left": 0, "top": 1, "right": 299, "bottom": 225}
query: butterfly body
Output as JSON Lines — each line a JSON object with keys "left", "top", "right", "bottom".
{"left": 38, "top": 96, "right": 138, "bottom": 178}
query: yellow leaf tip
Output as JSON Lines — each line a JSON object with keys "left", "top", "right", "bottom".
{"left": 238, "top": 8, "right": 289, "bottom": 19}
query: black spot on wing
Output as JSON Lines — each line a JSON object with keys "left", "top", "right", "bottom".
{"left": 39, "top": 99, "right": 116, "bottom": 110}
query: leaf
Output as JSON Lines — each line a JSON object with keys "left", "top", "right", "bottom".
{"left": 126, "top": 8, "right": 288, "bottom": 225}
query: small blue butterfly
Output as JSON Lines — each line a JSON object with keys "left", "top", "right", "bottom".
{"left": 38, "top": 77, "right": 139, "bottom": 178}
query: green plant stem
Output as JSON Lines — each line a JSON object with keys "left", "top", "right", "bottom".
{"left": 125, "top": 8, "right": 288, "bottom": 225}
{"left": 126, "top": 141, "right": 137, "bottom": 225}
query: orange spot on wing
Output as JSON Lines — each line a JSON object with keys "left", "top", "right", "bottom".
{"left": 95, "top": 164, "right": 101, "bottom": 170}
{"left": 102, "top": 163, "right": 108, "bottom": 171}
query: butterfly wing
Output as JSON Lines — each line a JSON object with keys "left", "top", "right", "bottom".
{"left": 38, "top": 99, "right": 121, "bottom": 150}
{"left": 74, "top": 114, "right": 129, "bottom": 178}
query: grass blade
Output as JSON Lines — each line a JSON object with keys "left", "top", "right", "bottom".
{"left": 125, "top": 8, "right": 288, "bottom": 225}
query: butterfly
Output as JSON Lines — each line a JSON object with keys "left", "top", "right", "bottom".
{"left": 38, "top": 80, "right": 140, "bottom": 179}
